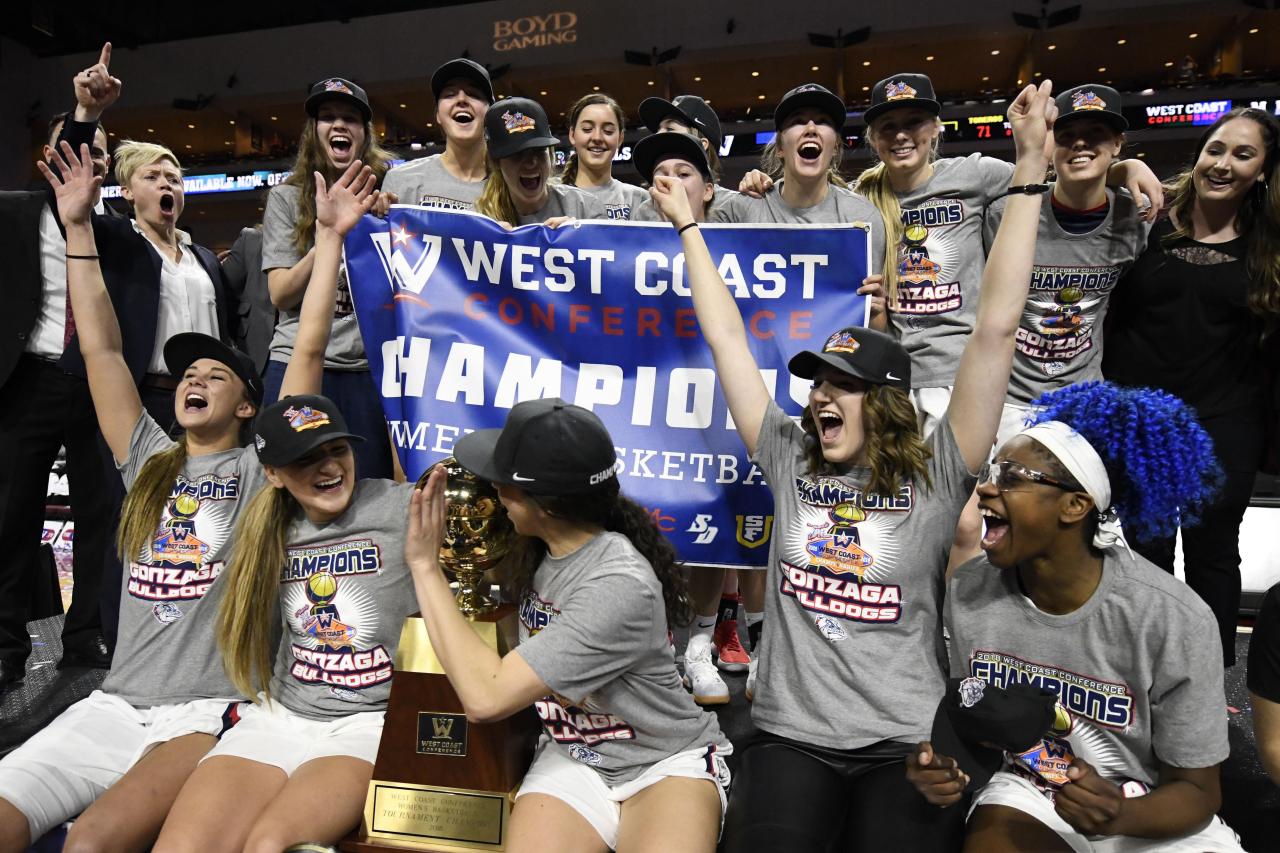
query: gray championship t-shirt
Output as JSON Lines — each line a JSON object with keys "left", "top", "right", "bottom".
{"left": 103, "top": 412, "right": 266, "bottom": 706}
{"left": 570, "top": 178, "right": 649, "bottom": 221}
{"left": 945, "top": 549, "right": 1228, "bottom": 798}
{"left": 516, "top": 183, "right": 609, "bottom": 226}
{"left": 382, "top": 154, "right": 486, "bottom": 211}
{"left": 749, "top": 400, "right": 977, "bottom": 748}
{"left": 268, "top": 479, "right": 417, "bottom": 720}
{"left": 629, "top": 185, "right": 740, "bottom": 223}
{"left": 262, "top": 183, "right": 367, "bottom": 370}
{"left": 890, "top": 154, "right": 1016, "bottom": 388}
{"left": 983, "top": 188, "right": 1150, "bottom": 404}
{"left": 516, "top": 531, "right": 729, "bottom": 784}
{"left": 711, "top": 182, "right": 887, "bottom": 288}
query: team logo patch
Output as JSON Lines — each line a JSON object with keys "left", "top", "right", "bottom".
{"left": 735, "top": 514, "right": 773, "bottom": 548}
{"left": 1071, "top": 90, "right": 1106, "bottom": 111}
{"left": 330, "top": 687, "right": 364, "bottom": 702}
{"left": 502, "top": 110, "right": 537, "bottom": 133}
{"left": 714, "top": 754, "right": 732, "bottom": 788}
{"left": 794, "top": 84, "right": 822, "bottom": 94}
{"left": 152, "top": 602, "right": 184, "bottom": 624}
{"left": 958, "top": 676, "right": 985, "bottom": 708}
{"left": 323, "top": 79, "right": 354, "bottom": 96}
{"left": 568, "top": 744, "right": 602, "bottom": 766}
{"left": 823, "top": 330, "right": 860, "bottom": 354}
{"left": 815, "top": 614, "right": 848, "bottom": 641}
{"left": 886, "top": 80, "right": 918, "bottom": 101}
{"left": 284, "top": 404, "right": 330, "bottom": 432}
{"left": 254, "top": 434, "right": 266, "bottom": 451}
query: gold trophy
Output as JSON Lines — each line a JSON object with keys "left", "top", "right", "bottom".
{"left": 344, "top": 459, "right": 535, "bottom": 853}
{"left": 432, "top": 458, "right": 513, "bottom": 617}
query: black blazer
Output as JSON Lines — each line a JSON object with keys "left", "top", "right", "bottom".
{"left": 15, "top": 117, "right": 234, "bottom": 386}
{"left": 221, "top": 227, "right": 274, "bottom": 374}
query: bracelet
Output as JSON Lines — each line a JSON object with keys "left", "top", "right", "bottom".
{"left": 677, "top": 221, "right": 699, "bottom": 235}
{"left": 1005, "top": 184, "right": 1050, "bottom": 196}
{"left": 65, "top": 253, "right": 100, "bottom": 260}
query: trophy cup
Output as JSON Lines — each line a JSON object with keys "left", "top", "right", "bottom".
{"left": 344, "top": 459, "right": 537, "bottom": 853}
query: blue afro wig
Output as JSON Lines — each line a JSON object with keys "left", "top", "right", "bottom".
{"left": 1026, "top": 382, "right": 1223, "bottom": 543}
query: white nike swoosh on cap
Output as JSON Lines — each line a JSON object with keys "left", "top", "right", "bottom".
{"left": 885, "top": 372, "right": 902, "bottom": 381}
{"left": 511, "top": 473, "right": 536, "bottom": 482}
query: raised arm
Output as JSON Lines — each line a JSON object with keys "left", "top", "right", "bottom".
{"left": 650, "top": 176, "right": 771, "bottom": 456}
{"left": 277, "top": 161, "right": 376, "bottom": 399}
{"left": 946, "top": 81, "right": 1054, "bottom": 472}
{"left": 38, "top": 143, "right": 141, "bottom": 463}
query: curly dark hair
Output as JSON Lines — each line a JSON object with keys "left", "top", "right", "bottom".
{"left": 498, "top": 478, "right": 693, "bottom": 628}
{"left": 1027, "top": 382, "right": 1224, "bottom": 543}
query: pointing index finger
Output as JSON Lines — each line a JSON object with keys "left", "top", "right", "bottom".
{"left": 99, "top": 42, "right": 112, "bottom": 70}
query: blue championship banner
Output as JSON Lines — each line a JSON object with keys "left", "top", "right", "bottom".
{"left": 346, "top": 208, "right": 869, "bottom": 567}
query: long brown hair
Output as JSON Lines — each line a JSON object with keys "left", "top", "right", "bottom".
{"left": 217, "top": 484, "right": 298, "bottom": 699}
{"left": 855, "top": 120, "right": 944, "bottom": 304}
{"left": 1163, "top": 107, "right": 1280, "bottom": 318}
{"left": 800, "top": 384, "right": 933, "bottom": 496}
{"left": 284, "top": 112, "right": 394, "bottom": 256}
{"left": 561, "top": 93, "right": 625, "bottom": 186}
{"left": 118, "top": 442, "right": 189, "bottom": 563}
{"left": 499, "top": 479, "right": 693, "bottom": 629}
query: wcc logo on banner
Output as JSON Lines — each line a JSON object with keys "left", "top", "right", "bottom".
{"left": 345, "top": 209, "right": 869, "bottom": 567}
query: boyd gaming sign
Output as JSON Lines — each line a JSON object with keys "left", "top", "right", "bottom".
{"left": 493, "top": 11, "right": 578, "bottom": 51}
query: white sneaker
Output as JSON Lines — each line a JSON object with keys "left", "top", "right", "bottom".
{"left": 745, "top": 656, "right": 758, "bottom": 703}
{"left": 683, "top": 641, "right": 730, "bottom": 706}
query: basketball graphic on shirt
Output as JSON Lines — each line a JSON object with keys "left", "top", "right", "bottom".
{"left": 130, "top": 478, "right": 237, "bottom": 614}
{"left": 894, "top": 200, "right": 963, "bottom": 317}
{"left": 286, "top": 574, "right": 377, "bottom": 654}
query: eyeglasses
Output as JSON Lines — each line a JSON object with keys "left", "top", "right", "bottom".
{"left": 978, "top": 460, "right": 1081, "bottom": 493}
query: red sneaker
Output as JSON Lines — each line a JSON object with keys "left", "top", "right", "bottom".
{"left": 714, "top": 620, "right": 751, "bottom": 673}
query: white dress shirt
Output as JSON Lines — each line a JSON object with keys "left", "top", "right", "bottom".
{"left": 29, "top": 199, "right": 105, "bottom": 359}
{"left": 136, "top": 223, "right": 219, "bottom": 374}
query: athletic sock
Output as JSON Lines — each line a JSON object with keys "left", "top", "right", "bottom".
{"left": 745, "top": 610, "right": 764, "bottom": 651}
{"left": 716, "top": 592, "right": 741, "bottom": 626}
{"left": 688, "top": 614, "right": 717, "bottom": 652}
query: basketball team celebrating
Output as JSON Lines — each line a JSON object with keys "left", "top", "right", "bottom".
{"left": 1, "top": 39, "right": 1278, "bottom": 853}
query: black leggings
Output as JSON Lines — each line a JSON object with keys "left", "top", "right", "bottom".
{"left": 722, "top": 731, "right": 967, "bottom": 853}
{"left": 1134, "top": 408, "right": 1265, "bottom": 667}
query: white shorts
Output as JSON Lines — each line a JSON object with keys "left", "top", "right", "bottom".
{"left": 202, "top": 698, "right": 384, "bottom": 776}
{"left": 0, "top": 690, "right": 238, "bottom": 841}
{"left": 971, "top": 769, "right": 1245, "bottom": 853}
{"left": 910, "top": 386, "right": 953, "bottom": 440}
{"left": 515, "top": 737, "right": 732, "bottom": 849}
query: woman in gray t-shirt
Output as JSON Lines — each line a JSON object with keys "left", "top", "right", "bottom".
{"left": 655, "top": 82, "right": 1056, "bottom": 852}
{"left": 475, "top": 96, "right": 607, "bottom": 226}
{"left": 406, "top": 398, "right": 731, "bottom": 852}
{"left": 910, "top": 381, "right": 1241, "bottom": 852}
{"left": 557, "top": 93, "right": 648, "bottom": 220}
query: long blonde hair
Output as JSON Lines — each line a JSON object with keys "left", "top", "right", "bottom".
{"left": 476, "top": 149, "right": 554, "bottom": 224}
{"left": 216, "top": 484, "right": 297, "bottom": 699}
{"left": 800, "top": 384, "right": 932, "bottom": 496}
{"left": 855, "top": 123, "right": 943, "bottom": 304}
{"left": 117, "top": 442, "right": 189, "bottom": 563}
{"left": 284, "top": 115, "right": 393, "bottom": 256}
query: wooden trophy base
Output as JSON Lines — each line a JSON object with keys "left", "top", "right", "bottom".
{"left": 342, "top": 606, "right": 537, "bottom": 853}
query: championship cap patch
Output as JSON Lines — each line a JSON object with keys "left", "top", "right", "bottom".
{"left": 324, "top": 79, "right": 354, "bottom": 96}
{"left": 284, "top": 405, "right": 330, "bottom": 432}
{"left": 886, "top": 80, "right": 918, "bottom": 101}
{"left": 503, "top": 111, "right": 537, "bottom": 133}
{"left": 823, "top": 330, "right": 861, "bottom": 354}
{"left": 1071, "top": 90, "right": 1106, "bottom": 112}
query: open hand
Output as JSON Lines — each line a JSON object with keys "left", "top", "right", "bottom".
{"left": 36, "top": 141, "right": 102, "bottom": 227}
{"left": 73, "top": 43, "right": 122, "bottom": 122}
{"left": 406, "top": 465, "right": 448, "bottom": 578}
{"left": 1008, "top": 80, "right": 1056, "bottom": 164}
{"left": 1054, "top": 757, "right": 1125, "bottom": 835}
{"left": 314, "top": 161, "right": 377, "bottom": 236}
{"left": 905, "top": 742, "right": 969, "bottom": 807}
{"left": 649, "top": 176, "right": 696, "bottom": 231}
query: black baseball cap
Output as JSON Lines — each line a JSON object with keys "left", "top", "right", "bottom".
{"left": 305, "top": 77, "right": 372, "bottom": 123}
{"left": 253, "top": 394, "right": 364, "bottom": 467}
{"left": 864, "top": 73, "right": 942, "bottom": 125}
{"left": 454, "top": 398, "right": 618, "bottom": 496}
{"left": 632, "top": 132, "right": 712, "bottom": 185}
{"left": 485, "top": 97, "right": 559, "bottom": 160}
{"left": 639, "top": 95, "right": 723, "bottom": 150}
{"left": 431, "top": 58, "right": 495, "bottom": 105}
{"left": 930, "top": 677, "right": 1060, "bottom": 791}
{"left": 163, "top": 333, "right": 263, "bottom": 406}
{"left": 774, "top": 83, "right": 847, "bottom": 133}
{"left": 1054, "top": 84, "right": 1127, "bottom": 133}
{"left": 788, "top": 327, "right": 912, "bottom": 390}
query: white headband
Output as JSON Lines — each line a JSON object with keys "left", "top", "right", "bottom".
{"left": 1016, "top": 421, "right": 1131, "bottom": 554}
